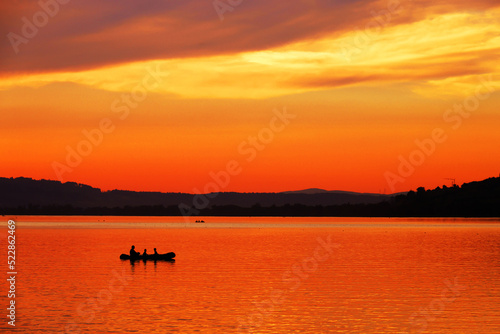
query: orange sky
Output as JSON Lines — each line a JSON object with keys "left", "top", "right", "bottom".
{"left": 1, "top": 0, "right": 499, "bottom": 194}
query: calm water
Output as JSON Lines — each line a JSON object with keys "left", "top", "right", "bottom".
{"left": 1, "top": 216, "right": 500, "bottom": 333}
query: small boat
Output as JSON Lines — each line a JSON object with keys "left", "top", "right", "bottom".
{"left": 120, "top": 252, "right": 176, "bottom": 261}
{"left": 195, "top": 220, "right": 205, "bottom": 223}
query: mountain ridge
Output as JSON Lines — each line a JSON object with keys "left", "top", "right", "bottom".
{"left": 280, "top": 188, "right": 394, "bottom": 196}
{"left": 0, "top": 177, "right": 394, "bottom": 210}
{"left": 1, "top": 176, "right": 499, "bottom": 217}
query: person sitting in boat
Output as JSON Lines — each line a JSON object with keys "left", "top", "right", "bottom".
{"left": 154, "top": 248, "right": 159, "bottom": 255}
{"left": 143, "top": 249, "right": 148, "bottom": 257}
{"left": 130, "top": 245, "right": 140, "bottom": 258}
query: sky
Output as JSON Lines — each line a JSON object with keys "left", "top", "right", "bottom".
{"left": 1, "top": 0, "right": 499, "bottom": 194}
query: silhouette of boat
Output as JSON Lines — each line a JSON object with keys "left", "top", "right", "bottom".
{"left": 119, "top": 252, "right": 176, "bottom": 261}
{"left": 195, "top": 220, "right": 205, "bottom": 223}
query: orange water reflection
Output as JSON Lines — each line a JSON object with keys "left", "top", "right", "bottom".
{"left": 0, "top": 217, "right": 499, "bottom": 333}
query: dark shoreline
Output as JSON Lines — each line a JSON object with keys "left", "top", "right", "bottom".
{"left": 2, "top": 202, "right": 499, "bottom": 218}
{"left": 2, "top": 176, "right": 499, "bottom": 217}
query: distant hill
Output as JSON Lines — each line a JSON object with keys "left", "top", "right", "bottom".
{"left": 1, "top": 176, "right": 498, "bottom": 217}
{"left": 0, "top": 177, "right": 393, "bottom": 212}
{"left": 281, "top": 188, "right": 389, "bottom": 196}
{"left": 282, "top": 188, "right": 330, "bottom": 194}
{"left": 386, "top": 176, "right": 500, "bottom": 217}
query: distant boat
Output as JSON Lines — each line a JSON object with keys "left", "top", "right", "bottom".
{"left": 195, "top": 220, "right": 205, "bottom": 223}
{"left": 120, "top": 252, "right": 175, "bottom": 261}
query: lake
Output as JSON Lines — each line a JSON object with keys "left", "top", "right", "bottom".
{"left": 1, "top": 216, "right": 500, "bottom": 333}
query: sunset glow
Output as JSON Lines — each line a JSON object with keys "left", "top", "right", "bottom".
{"left": 1, "top": 0, "right": 499, "bottom": 193}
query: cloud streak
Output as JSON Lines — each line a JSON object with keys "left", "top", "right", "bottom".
{"left": 2, "top": 0, "right": 498, "bottom": 76}
{"left": 2, "top": 8, "right": 499, "bottom": 100}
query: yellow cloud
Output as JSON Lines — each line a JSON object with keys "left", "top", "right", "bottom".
{"left": 1, "top": 9, "right": 499, "bottom": 99}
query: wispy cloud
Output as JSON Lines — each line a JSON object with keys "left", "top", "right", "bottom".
{"left": 2, "top": 8, "right": 499, "bottom": 100}
{"left": 2, "top": 0, "right": 498, "bottom": 76}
